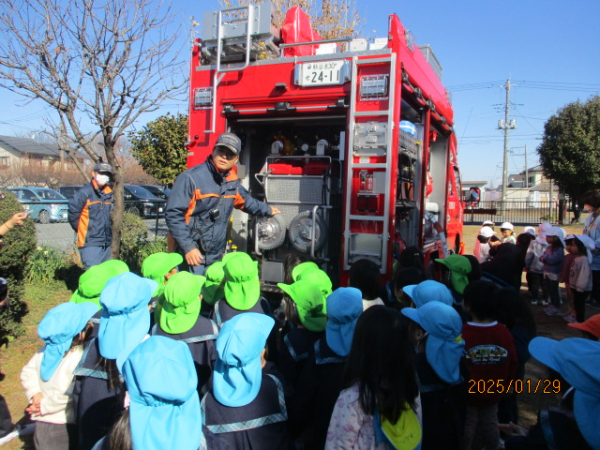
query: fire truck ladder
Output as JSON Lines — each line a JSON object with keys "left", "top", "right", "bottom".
{"left": 343, "top": 54, "right": 397, "bottom": 274}
{"left": 201, "top": 3, "right": 277, "bottom": 133}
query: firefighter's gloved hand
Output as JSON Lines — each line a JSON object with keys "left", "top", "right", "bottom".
{"left": 426, "top": 211, "right": 437, "bottom": 223}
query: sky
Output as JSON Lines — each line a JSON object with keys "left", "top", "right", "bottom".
{"left": 0, "top": 0, "right": 598, "bottom": 187}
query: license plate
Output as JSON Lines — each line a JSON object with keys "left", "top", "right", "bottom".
{"left": 294, "top": 60, "right": 349, "bottom": 87}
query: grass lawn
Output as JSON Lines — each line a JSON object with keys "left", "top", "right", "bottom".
{"left": 0, "top": 281, "right": 71, "bottom": 450}
{"left": 0, "top": 222, "right": 593, "bottom": 449}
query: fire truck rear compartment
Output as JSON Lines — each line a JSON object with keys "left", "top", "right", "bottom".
{"left": 228, "top": 117, "right": 346, "bottom": 288}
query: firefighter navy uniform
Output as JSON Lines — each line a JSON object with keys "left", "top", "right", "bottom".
{"left": 68, "top": 179, "right": 113, "bottom": 269}
{"left": 165, "top": 157, "right": 272, "bottom": 274}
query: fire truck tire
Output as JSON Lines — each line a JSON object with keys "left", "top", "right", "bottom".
{"left": 288, "top": 211, "right": 327, "bottom": 253}
{"left": 256, "top": 214, "right": 287, "bottom": 251}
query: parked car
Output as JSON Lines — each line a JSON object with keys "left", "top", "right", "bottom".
{"left": 9, "top": 187, "right": 68, "bottom": 224}
{"left": 58, "top": 185, "right": 83, "bottom": 199}
{"left": 124, "top": 185, "right": 166, "bottom": 218}
{"left": 139, "top": 185, "right": 168, "bottom": 200}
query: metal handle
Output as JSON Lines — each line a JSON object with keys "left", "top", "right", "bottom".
{"left": 254, "top": 219, "right": 262, "bottom": 256}
{"left": 310, "top": 205, "right": 332, "bottom": 259}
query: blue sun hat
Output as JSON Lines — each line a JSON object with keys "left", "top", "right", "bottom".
{"left": 121, "top": 336, "right": 202, "bottom": 450}
{"left": 402, "top": 301, "right": 464, "bottom": 384}
{"left": 37, "top": 302, "right": 97, "bottom": 381}
{"left": 325, "top": 287, "right": 363, "bottom": 357}
{"left": 402, "top": 280, "right": 453, "bottom": 308}
{"left": 213, "top": 312, "right": 274, "bottom": 407}
{"left": 98, "top": 272, "right": 157, "bottom": 371}
{"left": 529, "top": 337, "right": 600, "bottom": 449}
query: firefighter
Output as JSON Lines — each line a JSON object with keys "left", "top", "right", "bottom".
{"left": 166, "top": 133, "right": 280, "bottom": 275}
{"left": 68, "top": 162, "right": 114, "bottom": 269}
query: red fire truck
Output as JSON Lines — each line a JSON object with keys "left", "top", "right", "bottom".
{"left": 187, "top": 3, "right": 464, "bottom": 288}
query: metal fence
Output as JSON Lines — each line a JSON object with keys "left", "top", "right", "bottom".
{"left": 463, "top": 200, "right": 562, "bottom": 226}
{"left": 36, "top": 218, "right": 168, "bottom": 252}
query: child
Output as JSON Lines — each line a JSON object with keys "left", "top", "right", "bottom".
{"left": 289, "top": 287, "right": 363, "bottom": 449}
{"left": 276, "top": 279, "right": 326, "bottom": 387}
{"left": 349, "top": 258, "right": 385, "bottom": 310}
{"left": 524, "top": 338, "right": 600, "bottom": 449}
{"left": 474, "top": 226, "right": 496, "bottom": 263}
{"left": 525, "top": 222, "right": 552, "bottom": 305}
{"left": 326, "top": 306, "right": 421, "bottom": 450}
{"left": 152, "top": 271, "right": 218, "bottom": 395}
{"left": 70, "top": 259, "right": 129, "bottom": 309}
{"left": 200, "top": 252, "right": 243, "bottom": 316}
{"left": 392, "top": 267, "right": 425, "bottom": 309}
{"left": 541, "top": 226, "right": 566, "bottom": 315}
{"left": 402, "top": 279, "right": 454, "bottom": 308}
{"left": 98, "top": 272, "right": 157, "bottom": 371}
{"left": 95, "top": 336, "right": 203, "bottom": 450}
{"left": 499, "top": 222, "right": 516, "bottom": 244}
{"left": 74, "top": 272, "right": 157, "bottom": 450}
{"left": 436, "top": 254, "right": 473, "bottom": 299}
{"left": 564, "top": 234, "right": 594, "bottom": 323}
{"left": 397, "top": 245, "right": 426, "bottom": 278}
{"left": 201, "top": 260, "right": 226, "bottom": 313}
{"left": 462, "top": 280, "right": 517, "bottom": 450}
{"left": 210, "top": 252, "right": 272, "bottom": 327}
{"left": 523, "top": 226, "right": 536, "bottom": 238}
{"left": 496, "top": 288, "right": 537, "bottom": 425}
{"left": 202, "top": 313, "right": 292, "bottom": 449}
{"left": 21, "top": 301, "right": 97, "bottom": 450}
{"left": 402, "top": 302, "right": 466, "bottom": 450}
{"left": 141, "top": 251, "right": 182, "bottom": 319}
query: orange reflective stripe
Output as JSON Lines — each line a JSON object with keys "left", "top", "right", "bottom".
{"left": 198, "top": 193, "right": 220, "bottom": 200}
{"left": 185, "top": 189, "right": 201, "bottom": 224}
{"left": 233, "top": 192, "right": 245, "bottom": 209}
{"left": 77, "top": 200, "right": 90, "bottom": 247}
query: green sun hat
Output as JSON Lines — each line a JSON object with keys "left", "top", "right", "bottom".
{"left": 435, "top": 254, "right": 472, "bottom": 295}
{"left": 142, "top": 252, "right": 183, "bottom": 297}
{"left": 160, "top": 271, "right": 206, "bottom": 334}
{"left": 223, "top": 252, "right": 260, "bottom": 311}
{"left": 277, "top": 280, "right": 326, "bottom": 332}
{"left": 201, "top": 261, "right": 226, "bottom": 306}
{"left": 70, "top": 259, "right": 129, "bottom": 309}
{"left": 291, "top": 262, "right": 319, "bottom": 282}
{"left": 201, "top": 253, "right": 242, "bottom": 306}
{"left": 296, "top": 268, "right": 333, "bottom": 299}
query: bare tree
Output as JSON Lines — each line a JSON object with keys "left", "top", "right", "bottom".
{"left": 219, "top": 0, "right": 362, "bottom": 39}
{"left": 0, "top": 0, "right": 187, "bottom": 255}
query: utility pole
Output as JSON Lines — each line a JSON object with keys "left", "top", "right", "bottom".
{"left": 524, "top": 143, "right": 528, "bottom": 189}
{"left": 498, "top": 78, "right": 516, "bottom": 204}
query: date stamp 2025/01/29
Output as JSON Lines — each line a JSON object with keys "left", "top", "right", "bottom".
{"left": 468, "top": 378, "right": 561, "bottom": 395}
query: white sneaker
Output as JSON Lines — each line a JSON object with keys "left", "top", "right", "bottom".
{"left": 0, "top": 427, "right": 19, "bottom": 446}
{"left": 531, "top": 299, "right": 539, "bottom": 305}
